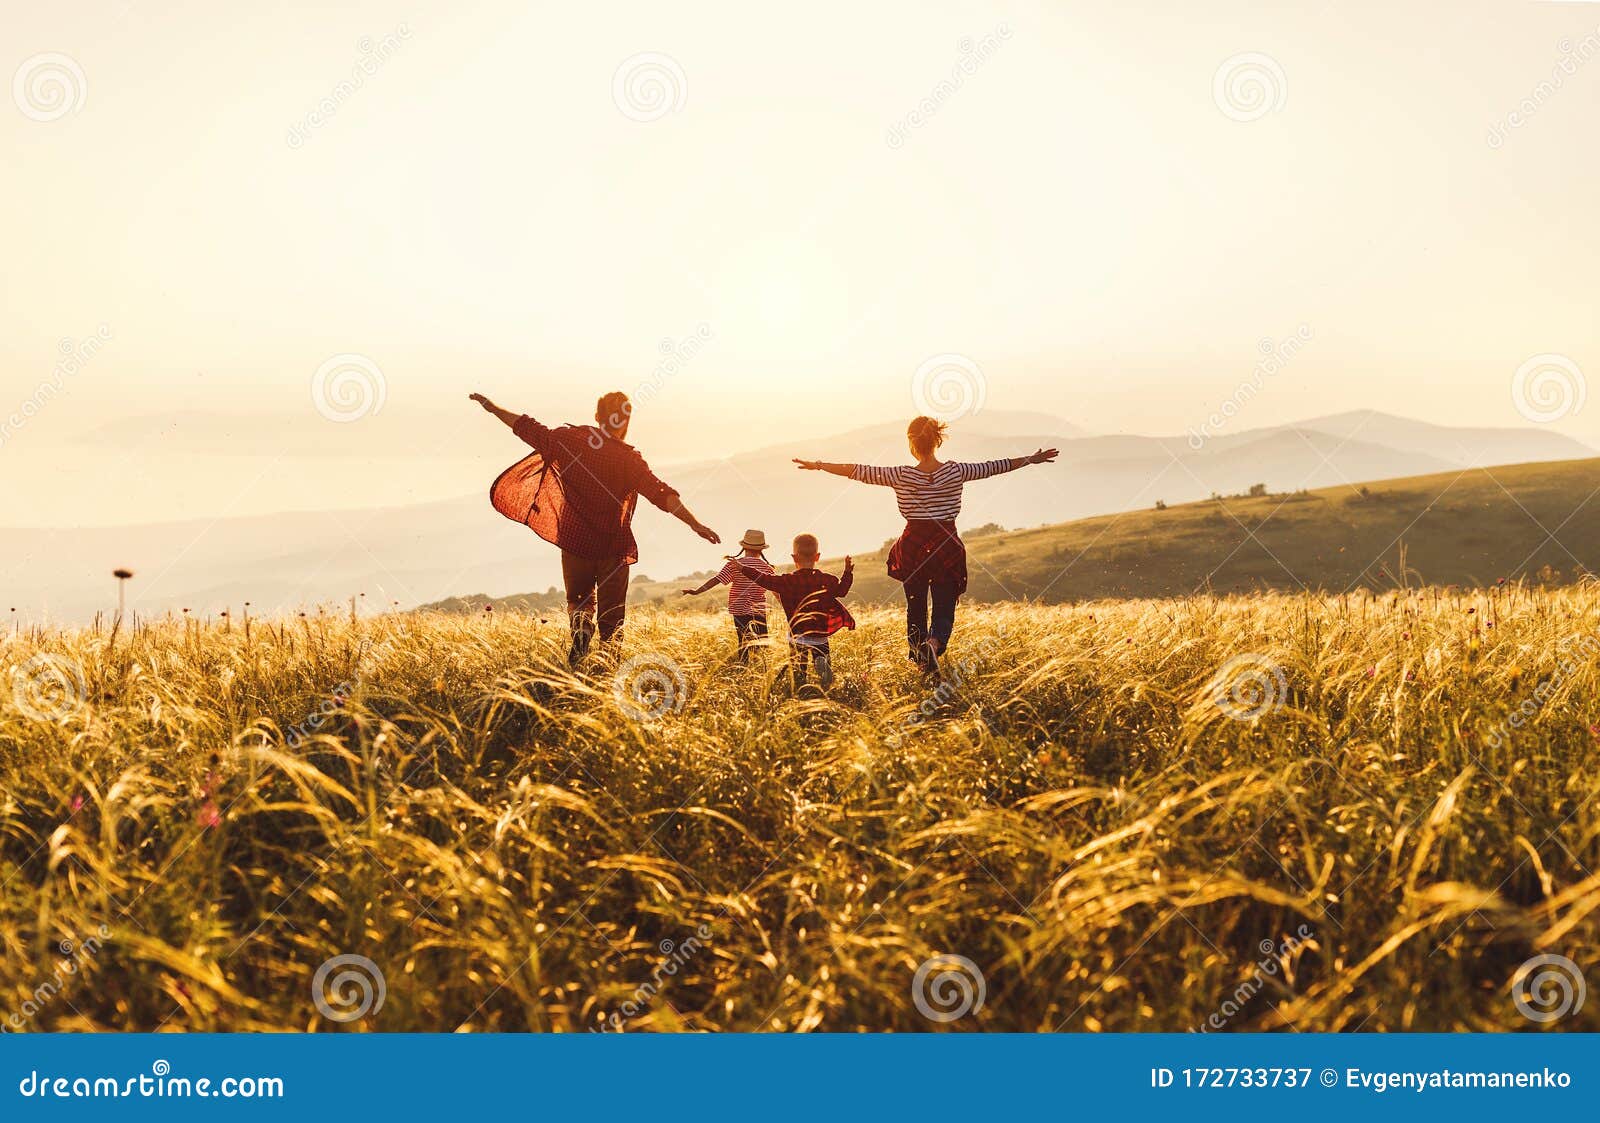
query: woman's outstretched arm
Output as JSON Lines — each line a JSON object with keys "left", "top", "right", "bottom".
{"left": 957, "top": 448, "right": 1059, "bottom": 481}
{"left": 1009, "top": 447, "right": 1059, "bottom": 470}
{"left": 792, "top": 459, "right": 857, "bottom": 478}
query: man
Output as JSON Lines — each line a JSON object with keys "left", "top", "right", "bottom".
{"left": 471, "top": 390, "right": 719, "bottom": 663}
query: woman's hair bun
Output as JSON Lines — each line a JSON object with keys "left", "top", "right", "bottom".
{"left": 907, "top": 415, "right": 948, "bottom": 455}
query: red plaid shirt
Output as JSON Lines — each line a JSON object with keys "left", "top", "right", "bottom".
{"left": 742, "top": 564, "right": 855, "bottom": 637}
{"left": 490, "top": 417, "right": 679, "bottom": 563}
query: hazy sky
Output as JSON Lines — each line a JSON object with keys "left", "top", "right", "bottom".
{"left": 3, "top": 0, "right": 1599, "bottom": 526}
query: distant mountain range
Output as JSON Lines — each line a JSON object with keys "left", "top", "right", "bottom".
{"left": 434, "top": 454, "right": 1600, "bottom": 611}
{"left": 6, "top": 410, "right": 1591, "bottom": 623}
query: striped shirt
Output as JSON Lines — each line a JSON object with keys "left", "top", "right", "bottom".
{"left": 849, "top": 460, "right": 1012, "bottom": 520}
{"left": 716, "top": 556, "right": 773, "bottom": 616}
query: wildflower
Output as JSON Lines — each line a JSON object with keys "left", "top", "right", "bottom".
{"left": 198, "top": 801, "right": 222, "bottom": 829}
{"left": 1365, "top": 666, "right": 1376, "bottom": 678}
{"left": 70, "top": 793, "right": 84, "bottom": 814}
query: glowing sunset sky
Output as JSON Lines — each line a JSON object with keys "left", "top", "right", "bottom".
{"left": 3, "top": 0, "right": 1597, "bottom": 526}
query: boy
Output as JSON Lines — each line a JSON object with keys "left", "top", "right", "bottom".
{"left": 739, "top": 534, "right": 854, "bottom": 688}
{"left": 681, "top": 529, "right": 774, "bottom": 663}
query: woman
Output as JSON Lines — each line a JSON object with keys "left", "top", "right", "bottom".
{"left": 794, "top": 416, "right": 1057, "bottom": 674}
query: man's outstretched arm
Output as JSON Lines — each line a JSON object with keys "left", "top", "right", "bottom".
{"left": 469, "top": 393, "right": 521, "bottom": 429}
{"left": 662, "top": 494, "right": 721, "bottom": 546}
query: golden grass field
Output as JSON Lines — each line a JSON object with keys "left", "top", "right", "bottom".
{"left": 2, "top": 591, "right": 1597, "bottom": 1032}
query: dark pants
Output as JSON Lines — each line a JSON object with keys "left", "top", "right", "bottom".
{"left": 905, "top": 579, "right": 960, "bottom": 653}
{"left": 788, "top": 635, "right": 833, "bottom": 686}
{"left": 732, "top": 614, "right": 768, "bottom": 662}
{"left": 561, "top": 550, "right": 630, "bottom": 656}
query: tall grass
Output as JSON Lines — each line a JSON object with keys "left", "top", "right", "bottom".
{"left": 1, "top": 589, "right": 1596, "bottom": 1031}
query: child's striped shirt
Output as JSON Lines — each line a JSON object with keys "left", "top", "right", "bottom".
{"left": 716, "top": 556, "right": 773, "bottom": 615}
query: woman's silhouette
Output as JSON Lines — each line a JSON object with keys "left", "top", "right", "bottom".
{"left": 794, "top": 416, "right": 1057, "bottom": 674}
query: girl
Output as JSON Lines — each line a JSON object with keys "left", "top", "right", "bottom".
{"left": 682, "top": 529, "right": 775, "bottom": 662}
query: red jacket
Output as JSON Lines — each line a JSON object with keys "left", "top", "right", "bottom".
{"left": 491, "top": 416, "right": 679, "bottom": 563}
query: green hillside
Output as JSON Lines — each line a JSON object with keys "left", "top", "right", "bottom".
{"left": 430, "top": 457, "right": 1600, "bottom": 612}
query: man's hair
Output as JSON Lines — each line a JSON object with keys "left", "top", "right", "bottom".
{"left": 793, "top": 533, "right": 819, "bottom": 557}
{"left": 596, "top": 391, "right": 632, "bottom": 435}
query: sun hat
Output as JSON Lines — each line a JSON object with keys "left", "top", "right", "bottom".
{"left": 739, "top": 529, "right": 768, "bottom": 551}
